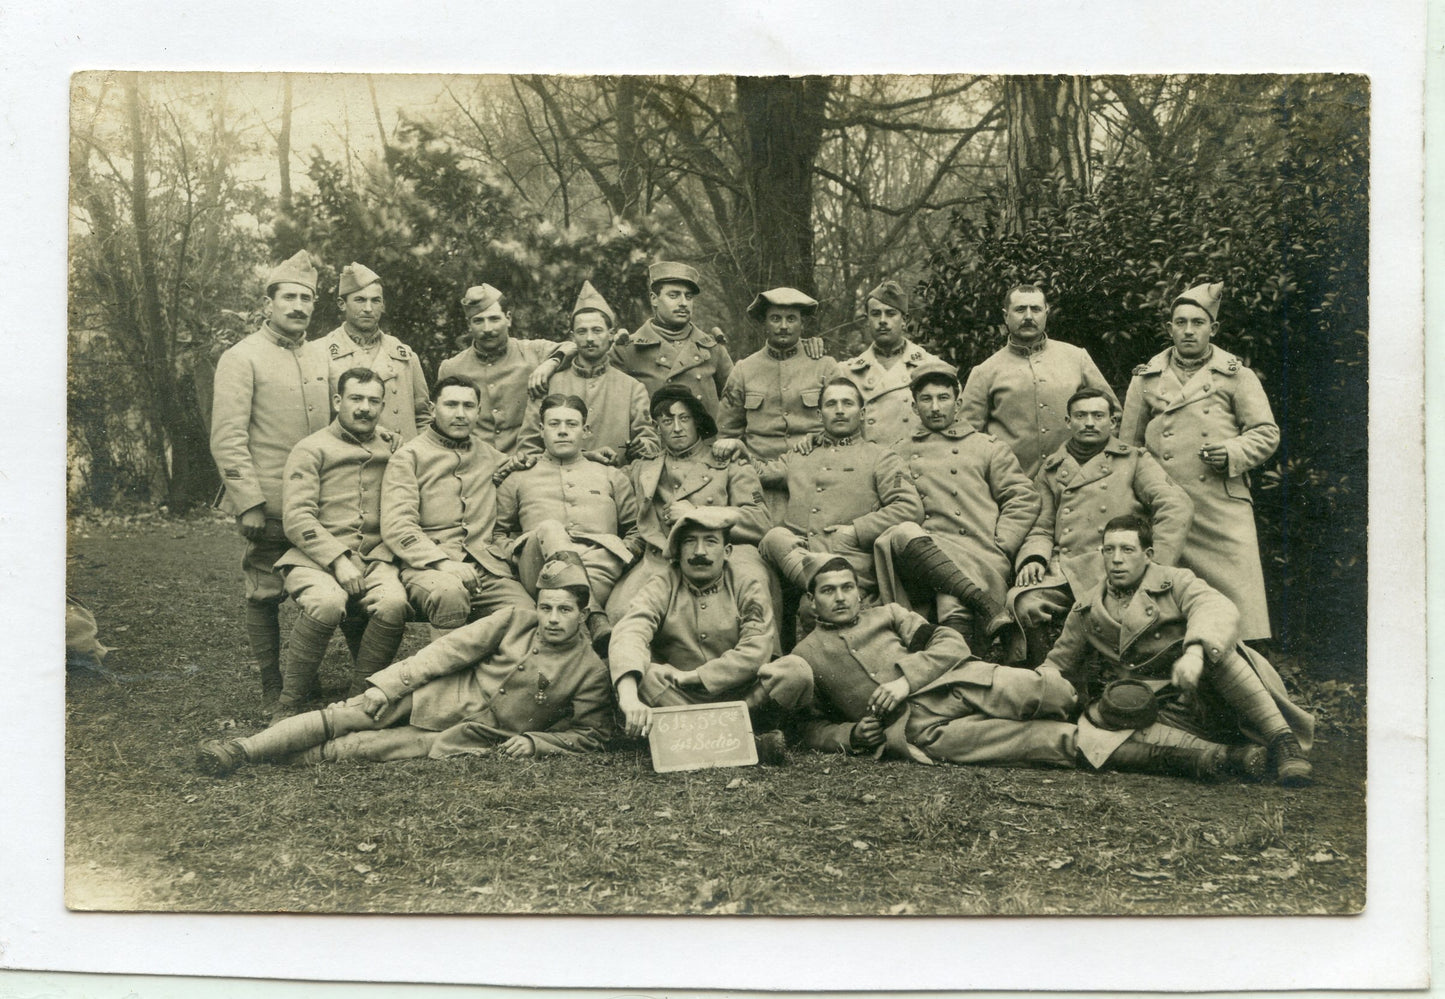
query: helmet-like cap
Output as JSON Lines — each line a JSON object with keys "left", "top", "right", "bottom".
{"left": 746, "top": 287, "right": 818, "bottom": 323}
{"left": 649, "top": 261, "right": 701, "bottom": 294}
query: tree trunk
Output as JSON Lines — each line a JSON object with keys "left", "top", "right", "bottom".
{"left": 735, "top": 75, "right": 830, "bottom": 297}
{"left": 615, "top": 77, "right": 644, "bottom": 220}
{"left": 278, "top": 74, "right": 293, "bottom": 211}
{"left": 1003, "top": 75, "right": 1092, "bottom": 235}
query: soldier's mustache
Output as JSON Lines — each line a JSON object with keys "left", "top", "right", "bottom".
{"left": 686, "top": 556, "right": 713, "bottom": 566}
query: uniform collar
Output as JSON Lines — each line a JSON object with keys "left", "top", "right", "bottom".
{"left": 471, "top": 337, "right": 513, "bottom": 363}
{"left": 665, "top": 438, "right": 706, "bottom": 461}
{"left": 682, "top": 574, "right": 724, "bottom": 597}
{"left": 342, "top": 323, "right": 384, "bottom": 349}
{"left": 911, "top": 422, "right": 974, "bottom": 442}
{"left": 330, "top": 420, "right": 377, "bottom": 447}
{"left": 262, "top": 322, "right": 306, "bottom": 350}
{"left": 816, "top": 612, "right": 861, "bottom": 630}
{"left": 766, "top": 342, "right": 799, "bottom": 361}
{"left": 1006, "top": 333, "right": 1049, "bottom": 356}
{"left": 821, "top": 432, "right": 858, "bottom": 448}
{"left": 871, "top": 336, "right": 908, "bottom": 359}
{"left": 572, "top": 357, "right": 611, "bottom": 379}
{"left": 425, "top": 424, "right": 472, "bottom": 450}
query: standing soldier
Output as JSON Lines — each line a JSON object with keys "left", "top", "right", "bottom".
{"left": 313, "top": 262, "right": 430, "bottom": 441}
{"left": 840, "top": 279, "right": 943, "bottom": 446}
{"left": 436, "top": 283, "right": 576, "bottom": 457}
{"left": 382, "top": 375, "right": 533, "bottom": 638}
{"left": 1010, "top": 388, "right": 1194, "bottom": 665}
{"left": 516, "top": 281, "right": 659, "bottom": 465}
{"left": 608, "top": 261, "right": 735, "bottom": 415}
{"left": 875, "top": 361, "right": 1039, "bottom": 652}
{"left": 960, "top": 283, "right": 1118, "bottom": 478}
{"left": 210, "top": 250, "right": 331, "bottom": 712}
{"left": 273, "top": 369, "right": 409, "bottom": 716}
{"left": 1120, "top": 282, "right": 1279, "bottom": 643}
{"left": 712, "top": 287, "right": 839, "bottom": 521}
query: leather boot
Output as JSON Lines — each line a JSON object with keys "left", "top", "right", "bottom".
{"left": 1268, "top": 733, "right": 1313, "bottom": 787}
{"left": 900, "top": 537, "right": 1010, "bottom": 636}
{"left": 1100, "top": 740, "right": 1226, "bottom": 782}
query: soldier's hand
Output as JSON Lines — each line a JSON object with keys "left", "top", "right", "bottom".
{"left": 438, "top": 559, "right": 481, "bottom": 592}
{"left": 360, "top": 686, "right": 389, "bottom": 719}
{"left": 1199, "top": 443, "right": 1230, "bottom": 471}
{"left": 527, "top": 358, "right": 560, "bottom": 399}
{"left": 332, "top": 553, "right": 366, "bottom": 597}
{"left": 617, "top": 688, "right": 653, "bottom": 738}
{"left": 711, "top": 438, "right": 744, "bottom": 463}
{"left": 790, "top": 434, "right": 818, "bottom": 456}
{"left": 850, "top": 715, "right": 885, "bottom": 751}
{"left": 237, "top": 507, "right": 267, "bottom": 540}
{"left": 499, "top": 735, "right": 536, "bottom": 759}
{"left": 802, "top": 336, "right": 825, "bottom": 360}
{"left": 868, "top": 677, "right": 909, "bottom": 718}
{"left": 585, "top": 447, "right": 621, "bottom": 467}
{"left": 1016, "top": 562, "right": 1046, "bottom": 587}
{"left": 826, "top": 524, "right": 859, "bottom": 550}
{"left": 1171, "top": 646, "right": 1206, "bottom": 693}
{"left": 627, "top": 437, "right": 659, "bottom": 461}
{"left": 493, "top": 452, "right": 538, "bottom": 484}
{"left": 651, "top": 664, "right": 686, "bottom": 689}
{"left": 665, "top": 499, "right": 696, "bottom": 525}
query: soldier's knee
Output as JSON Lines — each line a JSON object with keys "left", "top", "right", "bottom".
{"left": 882, "top": 521, "right": 925, "bottom": 554}
{"left": 422, "top": 583, "right": 471, "bottom": 630}
{"left": 760, "top": 527, "right": 801, "bottom": 567}
{"left": 534, "top": 519, "right": 570, "bottom": 547}
{"left": 370, "top": 592, "right": 410, "bottom": 626}
{"left": 295, "top": 589, "right": 347, "bottom": 627}
{"left": 761, "top": 654, "right": 814, "bottom": 709}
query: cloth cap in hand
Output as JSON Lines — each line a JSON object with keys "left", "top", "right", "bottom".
{"left": 266, "top": 250, "right": 319, "bottom": 295}
{"left": 338, "top": 262, "right": 382, "bottom": 298}
{"left": 746, "top": 286, "right": 819, "bottom": 323}
{"left": 1171, "top": 281, "right": 1224, "bottom": 322}
{"left": 649, "top": 261, "right": 701, "bottom": 294}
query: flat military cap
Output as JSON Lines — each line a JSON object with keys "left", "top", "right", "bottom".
{"left": 649, "top": 383, "right": 717, "bottom": 439}
{"left": 338, "top": 262, "right": 382, "bottom": 298}
{"left": 1171, "top": 281, "right": 1224, "bottom": 322}
{"left": 746, "top": 287, "right": 819, "bottom": 323}
{"left": 908, "top": 359, "right": 960, "bottom": 390}
{"left": 665, "top": 506, "right": 740, "bottom": 560}
{"left": 865, "top": 279, "right": 909, "bottom": 315}
{"left": 266, "top": 250, "right": 319, "bottom": 295}
{"left": 461, "top": 283, "right": 505, "bottom": 318}
{"left": 648, "top": 261, "right": 701, "bottom": 294}
{"left": 571, "top": 280, "right": 616, "bottom": 326}
{"left": 535, "top": 550, "right": 591, "bottom": 594}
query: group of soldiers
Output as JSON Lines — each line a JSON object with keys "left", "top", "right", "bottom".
{"left": 196, "top": 249, "right": 1314, "bottom": 788}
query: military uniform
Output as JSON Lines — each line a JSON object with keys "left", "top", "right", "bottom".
{"left": 494, "top": 453, "right": 642, "bottom": 606}
{"left": 876, "top": 424, "right": 1040, "bottom": 617}
{"left": 1009, "top": 437, "right": 1194, "bottom": 626}
{"left": 716, "top": 344, "right": 840, "bottom": 461}
{"left": 779, "top": 604, "right": 1077, "bottom": 766}
{"left": 225, "top": 604, "right": 615, "bottom": 766}
{"left": 516, "top": 359, "right": 659, "bottom": 461}
{"left": 756, "top": 435, "right": 923, "bottom": 593}
{"left": 609, "top": 317, "right": 734, "bottom": 415}
{"left": 315, "top": 325, "right": 430, "bottom": 440}
{"left": 436, "top": 337, "right": 573, "bottom": 456}
{"left": 1040, "top": 562, "right": 1312, "bottom": 760}
{"left": 840, "top": 339, "right": 942, "bottom": 446}
{"left": 609, "top": 562, "right": 809, "bottom": 711}
{"left": 959, "top": 336, "right": 1119, "bottom": 478}
{"left": 381, "top": 426, "right": 531, "bottom": 630}
{"left": 1120, "top": 346, "right": 1279, "bottom": 641}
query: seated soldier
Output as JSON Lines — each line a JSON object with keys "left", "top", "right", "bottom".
{"left": 786, "top": 556, "right": 1267, "bottom": 782}
{"left": 1010, "top": 388, "right": 1193, "bottom": 664}
{"left": 495, "top": 393, "right": 642, "bottom": 655}
{"left": 1041, "top": 515, "right": 1314, "bottom": 786}
{"left": 606, "top": 384, "right": 772, "bottom": 622}
{"left": 609, "top": 508, "right": 811, "bottom": 764}
{"left": 195, "top": 551, "right": 614, "bottom": 775}
{"left": 273, "top": 368, "right": 409, "bottom": 717}
{"left": 381, "top": 375, "right": 533, "bottom": 637}
{"left": 516, "top": 281, "right": 659, "bottom": 466}
{"left": 756, "top": 377, "right": 922, "bottom": 605}
{"left": 876, "top": 360, "right": 1039, "bottom": 654}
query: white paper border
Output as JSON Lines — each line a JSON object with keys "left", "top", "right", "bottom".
{"left": 1, "top": 0, "right": 1428, "bottom": 991}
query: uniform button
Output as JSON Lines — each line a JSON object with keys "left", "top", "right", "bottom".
{"left": 811, "top": 508, "right": 819, "bottom": 514}
{"left": 699, "top": 633, "right": 708, "bottom": 640}
{"left": 1038, "top": 403, "right": 1045, "bottom": 408}
{"left": 1153, "top": 631, "right": 1161, "bottom": 639}
{"left": 1063, "top": 507, "right": 1071, "bottom": 514}
{"left": 700, "top": 602, "right": 708, "bottom": 609}
{"left": 949, "top": 469, "right": 957, "bottom": 475}
{"left": 951, "top": 448, "right": 959, "bottom": 454}
{"left": 517, "top": 663, "right": 525, "bottom": 671}
{"left": 1198, "top": 474, "right": 1207, "bottom": 481}
{"left": 1163, "top": 453, "right": 1172, "bottom": 460}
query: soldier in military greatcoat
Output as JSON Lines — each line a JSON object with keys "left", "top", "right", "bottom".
{"left": 839, "top": 279, "right": 943, "bottom": 446}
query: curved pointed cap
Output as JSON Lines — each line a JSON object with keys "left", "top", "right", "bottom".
{"left": 461, "top": 283, "right": 504, "bottom": 318}
{"left": 571, "top": 280, "right": 616, "bottom": 325}
{"left": 1172, "top": 281, "right": 1224, "bottom": 322}
{"left": 665, "top": 506, "right": 740, "bottom": 560}
{"left": 865, "top": 279, "right": 909, "bottom": 315}
{"left": 746, "top": 286, "right": 819, "bottom": 323}
{"left": 338, "top": 262, "right": 382, "bottom": 298}
{"left": 266, "top": 250, "right": 319, "bottom": 294}
{"left": 535, "top": 550, "right": 591, "bottom": 594}
{"left": 648, "top": 261, "right": 701, "bottom": 294}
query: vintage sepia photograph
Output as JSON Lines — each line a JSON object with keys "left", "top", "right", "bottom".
{"left": 64, "top": 69, "right": 1370, "bottom": 922}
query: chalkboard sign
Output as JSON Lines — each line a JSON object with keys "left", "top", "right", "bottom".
{"left": 647, "top": 701, "right": 758, "bottom": 773}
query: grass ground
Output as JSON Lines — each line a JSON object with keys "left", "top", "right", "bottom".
{"left": 65, "top": 512, "right": 1366, "bottom": 915}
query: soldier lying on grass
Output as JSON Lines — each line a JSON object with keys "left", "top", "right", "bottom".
{"left": 195, "top": 551, "right": 614, "bottom": 776}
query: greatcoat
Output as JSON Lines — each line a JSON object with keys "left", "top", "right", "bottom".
{"left": 315, "top": 324, "right": 430, "bottom": 440}
{"left": 959, "top": 336, "right": 1118, "bottom": 479}
{"left": 436, "top": 337, "right": 572, "bottom": 456}
{"left": 516, "top": 359, "right": 659, "bottom": 461}
{"left": 840, "top": 339, "right": 942, "bottom": 446}
{"left": 493, "top": 454, "right": 641, "bottom": 565}
{"left": 1119, "top": 346, "right": 1279, "bottom": 640}
{"left": 715, "top": 345, "right": 840, "bottom": 461}
{"left": 1011, "top": 437, "right": 1194, "bottom": 603}
{"left": 609, "top": 318, "right": 734, "bottom": 415}
{"left": 366, "top": 606, "right": 614, "bottom": 755}
{"left": 277, "top": 421, "right": 399, "bottom": 573}
{"left": 210, "top": 324, "right": 331, "bottom": 517}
